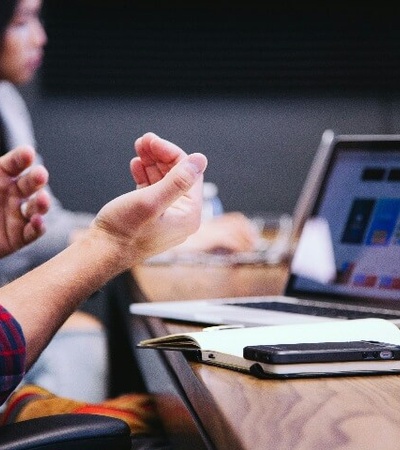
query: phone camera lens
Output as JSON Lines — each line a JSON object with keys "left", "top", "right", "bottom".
{"left": 379, "top": 350, "right": 393, "bottom": 360}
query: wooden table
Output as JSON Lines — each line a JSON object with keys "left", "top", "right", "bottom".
{"left": 129, "top": 262, "right": 400, "bottom": 450}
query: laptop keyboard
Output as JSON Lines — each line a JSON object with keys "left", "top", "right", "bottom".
{"left": 227, "top": 301, "right": 400, "bottom": 320}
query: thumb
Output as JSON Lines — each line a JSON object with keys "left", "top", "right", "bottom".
{"left": 148, "top": 152, "right": 208, "bottom": 209}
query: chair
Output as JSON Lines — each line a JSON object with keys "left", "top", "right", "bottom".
{"left": 0, "top": 413, "right": 132, "bottom": 450}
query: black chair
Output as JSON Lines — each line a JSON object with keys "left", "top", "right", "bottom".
{"left": 0, "top": 413, "right": 132, "bottom": 450}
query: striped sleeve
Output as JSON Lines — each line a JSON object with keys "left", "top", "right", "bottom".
{"left": 0, "top": 305, "right": 26, "bottom": 406}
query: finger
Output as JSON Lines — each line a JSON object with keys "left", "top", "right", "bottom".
{"left": 21, "top": 190, "right": 51, "bottom": 219}
{"left": 135, "top": 133, "right": 187, "bottom": 185}
{"left": 148, "top": 134, "right": 187, "bottom": 164}
{"left": 0, "top": 145, "right": 36, "bottom": 177}
{"left": 16, "top": 165, "right": 49, "bottom": 198}
{"left": 133, "top": 136, "right": 164, "bottom": 185}
{"left": 146, "top": 152, "right": 207, "bottom": 214}
{"left": 135, "top": 132, "right": 185, "bottom": 165}
{"left": 130, "top": 157, "right": 150, "bottom": 188}
{"left": 133, "top": 132, "right": 154, "bottom": 162}
{"left": 23, "top": 214, "right": 46, "bottom": 244}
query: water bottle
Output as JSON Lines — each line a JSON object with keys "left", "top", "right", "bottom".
{"left": 202, "top": 182, "right": 224, "bottom": 221}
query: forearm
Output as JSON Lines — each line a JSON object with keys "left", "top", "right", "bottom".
{"left": 0, "top": 230, "right": 124, "bottom": 368}
{"left": 0, "top": 217, "right": 89, "bottom": 284}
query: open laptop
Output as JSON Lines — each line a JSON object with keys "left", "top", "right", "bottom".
{"left": 130, "top": 132, "right": 400, "bottom": 327}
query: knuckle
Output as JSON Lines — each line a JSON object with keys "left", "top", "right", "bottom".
{"left": 172, "top": 172, "right": 193, "bottom": 192}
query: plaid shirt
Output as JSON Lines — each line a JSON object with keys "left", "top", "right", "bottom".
{"left": 0, "top": 305, "right": 26, "bottom": 406}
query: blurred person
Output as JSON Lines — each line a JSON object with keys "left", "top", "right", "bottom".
{"left": 0, "top": 0, "right": 110, "bottom": 402}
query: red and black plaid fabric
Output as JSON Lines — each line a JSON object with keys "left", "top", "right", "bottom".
{"left": 0, "top": 305, "right": 26, "bottom": 406}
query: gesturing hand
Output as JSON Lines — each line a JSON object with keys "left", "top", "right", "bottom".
{"left": 0, "top": 146, "right": 50, "bottom": 257}
{"left": 93, "top": 132, "right": 207, "bottom": 267}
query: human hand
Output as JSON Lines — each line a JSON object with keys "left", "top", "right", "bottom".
{"left": 130, "top": 131, "right": 187, "bottom": 187}
{"left": 91, "top": 133, "right": 208, "bottom": 269}
{"left": 0, "top": 145, "right": 50, "bottom": 257}
{"left": 174, "top": 211, "right": 260, "bottom": 254}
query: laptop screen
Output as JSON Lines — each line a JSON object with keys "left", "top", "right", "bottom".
{"left": 286, "top": 136, "right": 400, "bottom": 307}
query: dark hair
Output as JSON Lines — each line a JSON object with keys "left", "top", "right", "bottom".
{"left": 0, "top": 0, "right": 17, "bottom": 41}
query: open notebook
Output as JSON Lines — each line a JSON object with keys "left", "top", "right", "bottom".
{"left": 130, "top": 132, "right": 400, "bottom": 327}
{"left": 137, "top": 319, "right": 400, "bottom": 378}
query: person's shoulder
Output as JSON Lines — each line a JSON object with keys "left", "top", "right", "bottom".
{"left": 0, "top": 81, "right": 34, "bottom": 148}
{"left": 0, "top": 81, "right": 28, "bottom": 118}
{"left": 0, "top": 81, "right": 22, "bottom": 101}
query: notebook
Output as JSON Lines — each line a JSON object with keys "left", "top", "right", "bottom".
{"left": 130, "top": 132, "right": 400, "bottom": 327}
{"left": 137, "top": 319, "right": 400, "bottom": 378}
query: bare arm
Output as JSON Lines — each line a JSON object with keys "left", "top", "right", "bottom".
{"left": 0, "top": 133, "right": 207, "bottom": 368}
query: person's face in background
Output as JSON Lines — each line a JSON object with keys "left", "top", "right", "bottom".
{"left": 0, "top": 0, "right": 47, "bottom": 85}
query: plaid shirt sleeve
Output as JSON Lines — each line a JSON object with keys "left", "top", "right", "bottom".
{"left": 0, "top": 305, "right": 26, "bottom": 406}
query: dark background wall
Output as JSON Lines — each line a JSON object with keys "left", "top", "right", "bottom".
{"left": 19, "top": 2, "right": 400, "bottom": 217}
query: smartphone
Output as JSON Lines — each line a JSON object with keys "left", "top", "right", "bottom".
{"left": 243, "top": 340, "right": 400, "bottom": 365}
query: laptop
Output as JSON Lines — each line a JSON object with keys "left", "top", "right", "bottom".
{"left": 130, "top": 132, "right": 400, "bottom": 327}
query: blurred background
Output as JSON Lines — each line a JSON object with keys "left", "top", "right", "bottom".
{"left": 20, "top": 1, "right": 400, "bottom": 217}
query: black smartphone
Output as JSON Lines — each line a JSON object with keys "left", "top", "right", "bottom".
{"left": 243, "top": 340, "right": 400, "bottom": 365}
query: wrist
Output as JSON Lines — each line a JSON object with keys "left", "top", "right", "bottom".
{"left": 75, "top": 227, "right": 131, "bottom": 276}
